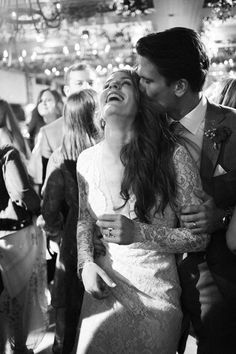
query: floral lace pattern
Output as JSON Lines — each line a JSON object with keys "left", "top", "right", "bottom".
{"left": 0, "top": 224, "right": 48, "bottom": 353}
{"left": 136, "top": 146, "right": 210, "bottom": 253}
{"left": 75, "top": 143, "right": 209, "bottom": 354}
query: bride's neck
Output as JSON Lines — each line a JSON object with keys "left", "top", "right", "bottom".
{"left": 103, "top": 124, "right": 131, "bottom": 159}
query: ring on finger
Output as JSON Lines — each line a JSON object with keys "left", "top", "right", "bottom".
{"left": 192, "top": 222, "right": 197, "bottom": 228}
{"left": 107, "top": 227, "right": 113, "bottom": 237}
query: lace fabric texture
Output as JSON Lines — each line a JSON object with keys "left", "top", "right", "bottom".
{"left": 0, "top": 222, "right": 48, "bottom": 353}
{"left": 75, "top": 144, "right": 205, "bottom": 354}
{"left": 75, "top": 142, "right": 208, "bottom": 354}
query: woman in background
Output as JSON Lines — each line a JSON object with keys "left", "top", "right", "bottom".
{"left": 214, "top": 78, "right": 236, "bottom": 108}
{"left": 37, "top": 89, "right": 63, "bottom": 126}
{"left": 221, "top": 78, "right": 236, "bottom": 298}
{"left": 0, "top": 145, "right": 48, "bottom": 354}
{"left": 0, "top": 99, "right": 31, "bottom": 164}
{"left": 205, "top": 78, "right": 236, "bottom": 109}
{"left": 28, "top": 89, "right": 63, "bottom": 189}
{"left": 28, "top": 107, "right": 45, "bottom": 150}
{"left": 42, "top": 89, "right": 101, "bottom": 354}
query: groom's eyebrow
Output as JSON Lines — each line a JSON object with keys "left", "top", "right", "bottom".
{"left": 139, "top": 73, "right": 153, "bottom": 81}
{"left": 135, "top": 66, "right": 150, "bottom": 81}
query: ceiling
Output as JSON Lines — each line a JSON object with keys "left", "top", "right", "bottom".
{"left": 0, "top": 0, "right": 235, "bottom": 77}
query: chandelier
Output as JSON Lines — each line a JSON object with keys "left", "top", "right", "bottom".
{"left": 0, "top": 0, "right": 155, "bottom": 39}
{"left": 0, "top": 0, "right": 154, "bottom": 72}
{"left": 204, "top": 0, "right": 236, "bottom": 21}
{"left": 0, "top": 0, "right": 61, "bottom": 35}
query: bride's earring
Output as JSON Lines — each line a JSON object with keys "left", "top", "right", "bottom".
{"left": 100, "top": 118, "right": 106, "bottom": 129}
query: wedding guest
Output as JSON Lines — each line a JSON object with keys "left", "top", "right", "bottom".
{"left": 0, "top": 99, "right": 31, "bottom": 165}
{"left": 28, "top": 89, "right": 63, "bottom": 188}
{"left": 213, "top": 77, "right": 236, "bottom": 108}
{"left": 37, "top": 89, "right": 63, "bottom": 125}
{"left": 28, "top": 106, "right": 45, "bottom": 150}
{"left": 136, "top": 27, "right": 236, "bottom": 354}
{"left": 226, "top": 207, "right": 236, "bottom": 253}
{"left": 42, "top": 89, "right": 101, "bottom": 354}
{"left": 0, "top": 145, "right": 48, "bottom": 354}
{"left": 39, "top": 63, "right": 97, "bottom": 184}
{"left": 38, "top": 64, "right": 97, "bottom": 309}
{"left": 74, "top": 69, "right": 209, "bottom": 354}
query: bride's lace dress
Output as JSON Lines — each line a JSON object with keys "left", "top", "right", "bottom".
{"left": 74, "top": 142, "right": 209, "bottom": 354}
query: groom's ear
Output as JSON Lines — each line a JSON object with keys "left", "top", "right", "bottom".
{"left": 174, "top": 79, "right": 188, "bottom": 97}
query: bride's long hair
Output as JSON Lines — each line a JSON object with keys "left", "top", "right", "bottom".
{"left": 117, "top": 70, "right": 177, "bottom": 223}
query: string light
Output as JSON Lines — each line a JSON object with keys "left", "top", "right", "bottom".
{"left": 204, "top": 0, "right": 236, "bottom": 21}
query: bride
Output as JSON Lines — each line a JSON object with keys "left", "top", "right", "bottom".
{"left": 74, "top": 69, "right": 209, "bottom": 354}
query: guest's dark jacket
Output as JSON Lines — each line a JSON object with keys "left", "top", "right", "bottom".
{"left": 0, "top": 145, "right": 40, "bottom": 238}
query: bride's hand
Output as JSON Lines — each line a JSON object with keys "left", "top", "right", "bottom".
{"left": 96, "top": 214, "right": 137, "bottom": 245}
{"left": 81, "top": 262, "right": 116, "bottom": 299}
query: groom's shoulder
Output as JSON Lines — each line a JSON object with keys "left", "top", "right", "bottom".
{"left": 207, "top": 101, "right": 236, "bottom": 124}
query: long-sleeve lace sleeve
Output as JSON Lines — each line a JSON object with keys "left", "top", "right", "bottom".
{"left": 76, "top": 169, "right": 96, "bottom": 272}
{"left": 135, "top": 145, "right": 210, "bottom": 253}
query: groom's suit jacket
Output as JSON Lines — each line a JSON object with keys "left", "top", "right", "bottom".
{"left": 200, "top": 101, "right": 236, "bottom": 302}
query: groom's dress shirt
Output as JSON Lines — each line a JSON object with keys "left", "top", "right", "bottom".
{"left": 177, "top": 95, "right": 207, "bottom": 168}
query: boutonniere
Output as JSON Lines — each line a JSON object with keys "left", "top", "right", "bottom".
{"left": 204, "top": 125, "right": 232, "bottom": 150}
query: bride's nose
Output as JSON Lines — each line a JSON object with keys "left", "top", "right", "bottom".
{"left": 109, "top": 80, "right": 121, "bottom": 89}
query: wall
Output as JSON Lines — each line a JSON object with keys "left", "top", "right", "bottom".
{"left": 152, "top": 0, "right": 205, "bottom": 32}
{"left": 0, "top": 69, "right": 28, "bottom": 104}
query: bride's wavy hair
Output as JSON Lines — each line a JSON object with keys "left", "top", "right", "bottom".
{"left": 118, "top": 69, "right": 177, "bottom": 223}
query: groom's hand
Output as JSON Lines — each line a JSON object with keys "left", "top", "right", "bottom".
{"left": 180, "top": 191, "right": 224, "bottom": 234}
{"left": 96, "top": 214, "right": 136, "bottom": 244}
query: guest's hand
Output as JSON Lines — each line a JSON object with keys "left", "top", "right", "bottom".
{"left": 96, "top": 214, "right": 137, "bottom": 245}
{"left": 179, "top": 190, "right": 224, "bottom": 234}
{"left": 81, "top": 262, "right": 116, "bottom": 299}
{"left": 36, "top": 214, "right": 45, "bottom": 229}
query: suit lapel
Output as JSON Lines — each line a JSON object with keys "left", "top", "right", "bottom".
{"left": 200, "top": 102, "right": 226, "bottom": 179}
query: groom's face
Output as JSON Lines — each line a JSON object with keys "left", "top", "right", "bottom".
{"left": 137, "top": 55, "right": 176, "bottom": 113}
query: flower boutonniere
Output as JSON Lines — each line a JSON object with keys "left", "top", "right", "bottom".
{"left": 204, "top": 125, "right": 232, "bottom": 150}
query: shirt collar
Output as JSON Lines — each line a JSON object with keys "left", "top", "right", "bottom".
{"left": 180, "top": 95, "right": 207, "bottom": 135}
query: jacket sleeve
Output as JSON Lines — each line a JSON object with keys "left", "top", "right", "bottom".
{"left": 4, "top": 147, "right": 40, "bottom": 214}
{"left": 41, "top": 153, "right": 64, "bottom": 235}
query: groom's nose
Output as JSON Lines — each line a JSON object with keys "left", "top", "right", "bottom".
{"left": 139, "top": 78, "right": 146, "bottom": 93}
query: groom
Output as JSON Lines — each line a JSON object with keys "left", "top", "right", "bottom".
{"left": 136, "top": 27, "right": 236, "bottom": 354}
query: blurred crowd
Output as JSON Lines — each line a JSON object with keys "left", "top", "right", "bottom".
{"left": 0, "top": 27, "right": 236, "bottom": 354}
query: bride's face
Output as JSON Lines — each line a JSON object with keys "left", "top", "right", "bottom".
{"left": 100, "top": 71, "right": 138, "bottom": 126}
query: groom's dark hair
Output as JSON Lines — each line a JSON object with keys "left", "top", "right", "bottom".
{"left": 136, "top": 27, "right": 210, "bottom": 92}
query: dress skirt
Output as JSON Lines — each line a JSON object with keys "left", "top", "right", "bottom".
{"left": 75, "top": 242, "right": 182, "bottom": 354}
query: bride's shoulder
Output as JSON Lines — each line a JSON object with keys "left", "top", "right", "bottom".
{"left": 77, "top": 142, "right": 102, "bottom": 173}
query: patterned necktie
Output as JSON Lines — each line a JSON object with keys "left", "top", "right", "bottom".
{"left": 170, "top": 120, "right": 201, "bottom": 168}
{"left": 170, "top": 120, "right": 186, "bottom": 135}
